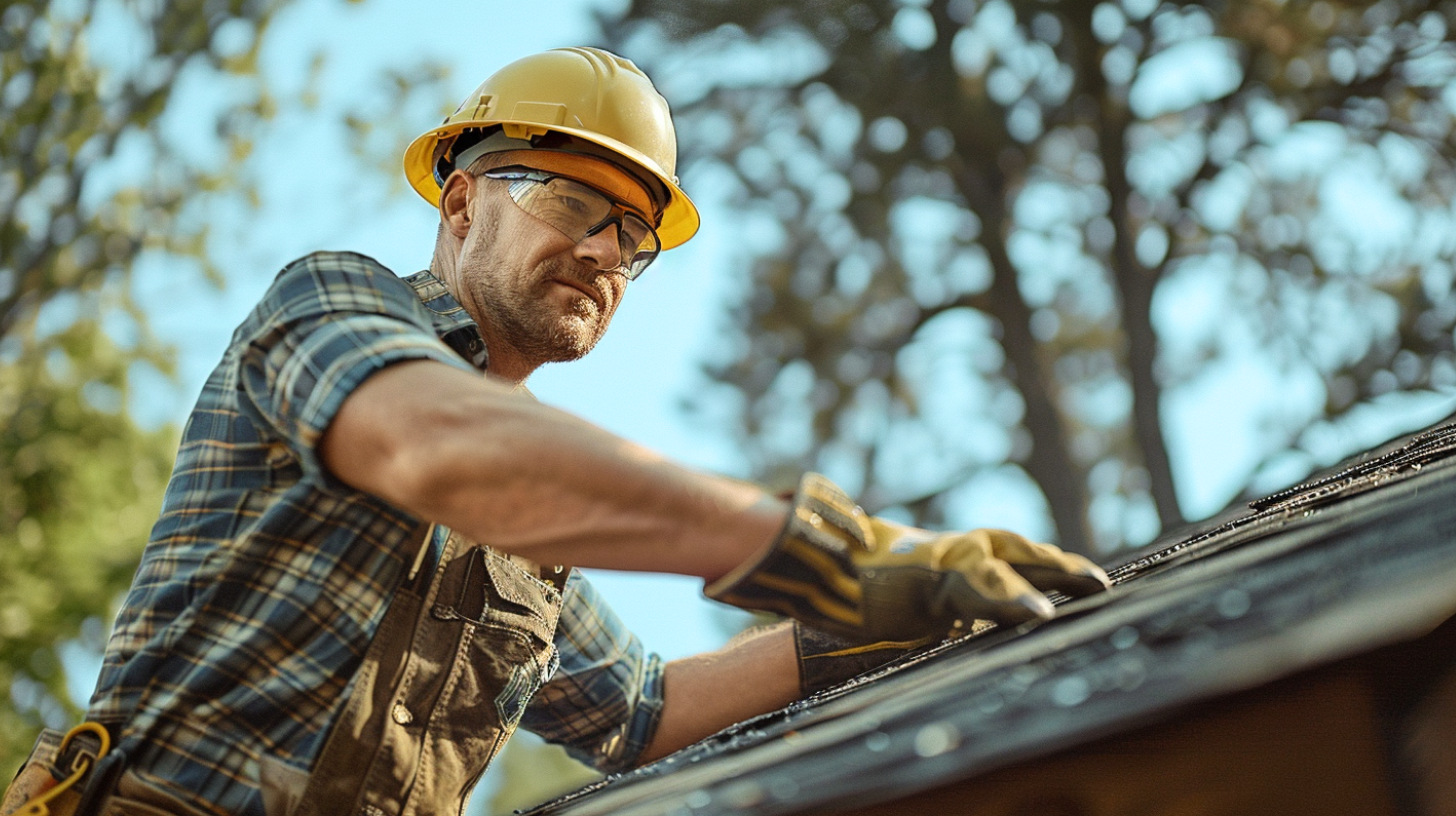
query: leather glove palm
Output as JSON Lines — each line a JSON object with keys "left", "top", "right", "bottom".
{"left": 707, "top": 473, "right": 1111, "bottom": 641}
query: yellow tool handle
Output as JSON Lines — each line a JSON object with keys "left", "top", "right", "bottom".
{"left": 16, "top": 723, "right": 110, "bottom": 816}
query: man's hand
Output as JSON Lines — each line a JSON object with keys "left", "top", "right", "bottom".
{"left": 706, "top": 473, "right": 1111, "bottom": 641}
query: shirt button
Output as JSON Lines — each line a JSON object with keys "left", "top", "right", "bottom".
{"left": 391, "top": 702, "right": 413, "bottom": 725}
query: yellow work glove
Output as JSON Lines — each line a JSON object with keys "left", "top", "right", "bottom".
{"left": 706, "top": 473, "right": 1111, "bottom": 642}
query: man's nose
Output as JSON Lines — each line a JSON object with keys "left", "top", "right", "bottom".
{"left": 573, "top": 222, "right": 624, "bottom": 273}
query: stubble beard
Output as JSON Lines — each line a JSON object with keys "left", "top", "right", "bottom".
{"left": 471, "top": 258, "right": 613, "bottom": 366}
{"left": 453, "top": 196, "right": 618, "bottom": 370}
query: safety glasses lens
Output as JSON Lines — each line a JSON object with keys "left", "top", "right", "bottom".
{"left": 505, "top": 180, "right": 601, "bottom": 238}
{"left": 500, "top": 173, "right": 660, "bottom": 279}
{"left": 617, "top": 214, "right": 659, "bottom": 279}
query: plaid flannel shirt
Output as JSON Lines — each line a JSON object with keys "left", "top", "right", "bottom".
{"left": 87, "top": 251, "right": 665, "bottom": 816}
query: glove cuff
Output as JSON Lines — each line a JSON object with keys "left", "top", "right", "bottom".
{"left": 794, "top": 622, "right": 930, "bottom": 695}
{"left": 705, "top": 473, "right": 873, "bottom": 636}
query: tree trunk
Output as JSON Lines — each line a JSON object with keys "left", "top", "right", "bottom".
{"left": 956, "top": 162, "right": 1094, "bottom": 554}
{"left": 1068, "top": 11, "right": 1186, "bottom": 531}
{"left": 1100, "top": 118, "right": 1185, "bottom": 529}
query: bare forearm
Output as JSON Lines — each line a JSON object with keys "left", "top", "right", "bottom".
{"left": 638, "top": 623, "right": 799, "bottom": 763}
{"left": 320, "top": 360, "right": 785, "bottom": 579}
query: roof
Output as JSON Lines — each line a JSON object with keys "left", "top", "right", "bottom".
{"left": 526, "top": 416, "right": 1456, "bottom": 816}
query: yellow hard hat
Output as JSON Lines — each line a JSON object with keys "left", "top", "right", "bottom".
{"left": 404, "top": 47, "right": 700, "bottom": 250}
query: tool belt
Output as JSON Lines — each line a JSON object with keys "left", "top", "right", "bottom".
{"left": 2, "top": 725, "right": 105, "bottom": 816}
{"left": 0, "top": 722, "right": 211, "bottom": 816}
{"left": 4, "top": 527, "right": 567, "bottom": 816}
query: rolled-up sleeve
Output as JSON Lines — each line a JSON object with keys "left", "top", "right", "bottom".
{"left": 522, "top": 572, "right": 666, "bottom": 772}
{"left": 235, "top": 253, "right": 477, "bottom": 485}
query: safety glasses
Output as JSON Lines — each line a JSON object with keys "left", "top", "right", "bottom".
{"left": 482, "top": 168, "right": 661, "bottom": 280}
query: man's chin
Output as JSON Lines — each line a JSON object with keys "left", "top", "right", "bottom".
{"left": 542, "top": 318, "right": 606, "bottom": 362}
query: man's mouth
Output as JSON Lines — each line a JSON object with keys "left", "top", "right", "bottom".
{"left": 552, "top": 277, "right": 604, "bottom": 309}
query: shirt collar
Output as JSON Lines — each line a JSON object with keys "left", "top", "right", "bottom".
{"left": 403, "top": 270, "right": 489, "bottom": 371}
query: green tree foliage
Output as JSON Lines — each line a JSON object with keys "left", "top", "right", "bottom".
{"left": 603, "top": 0, "right": 1456, "bottom": 553}
{"left": 0, "top": 0, "right": 286, "bottom": 775}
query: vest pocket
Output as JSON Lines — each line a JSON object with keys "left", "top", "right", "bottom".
{"left": 432, "top": 548, "right": 559, "bottom": 645}
{"left": 419, "top": 542, "right": 563, "bottom": 798}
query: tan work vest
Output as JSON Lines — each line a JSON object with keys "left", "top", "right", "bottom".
{"left": 287, "top": 528, "right": 565, "bottom": 816}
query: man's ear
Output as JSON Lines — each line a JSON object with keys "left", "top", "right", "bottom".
{"left": 439, "top": 170, "right": 475, "bottom": 239}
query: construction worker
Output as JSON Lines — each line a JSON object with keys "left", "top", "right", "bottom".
{"left": 2, "top": 47, "right": 1111, "bottom": 816}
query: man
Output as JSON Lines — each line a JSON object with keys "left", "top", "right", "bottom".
{"left": 3, "top": 47, "right": 1109, "bottom": 816}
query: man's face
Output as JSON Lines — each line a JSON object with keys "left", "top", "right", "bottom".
{"left": 453, "top": 161, "right": 649, "bottom": 368}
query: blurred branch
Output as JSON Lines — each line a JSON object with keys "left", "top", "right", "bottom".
{"left": 0, "top": 0, "right": 289, "bottom": 775}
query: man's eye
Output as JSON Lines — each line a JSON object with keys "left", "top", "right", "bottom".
{"left": 620, "top": 225, "right": 648, "bottom": 247}
{"left": 620, "top": 216, "right": 652, "bottom": 246}
{"left": 556, "top": 194, "right": 594, "bottom": 217}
